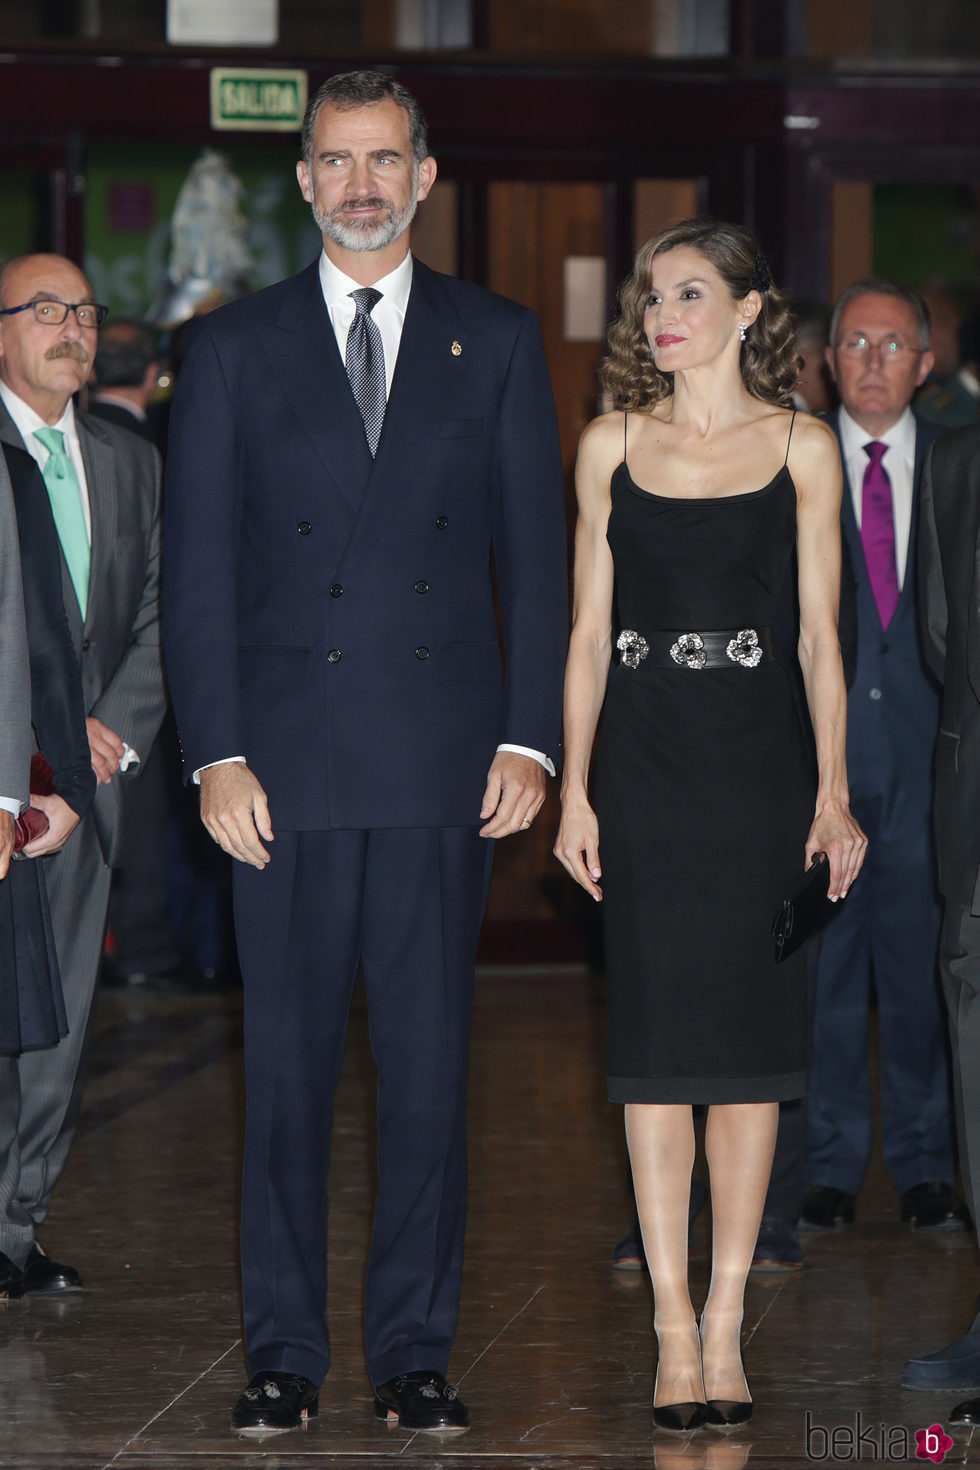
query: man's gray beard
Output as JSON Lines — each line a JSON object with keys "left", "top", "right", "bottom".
{"left": 313, "top": 178, "right": 419, "bottom": 254}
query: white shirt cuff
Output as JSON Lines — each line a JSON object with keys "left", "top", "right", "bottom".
{"left": 192, "top": 748, "right": 555, "bottom": 786}
{"left": 0, "top": 796, "right": 23, "bottom": 817}
{"left": 496, "top": 744, "right": 556, "bottom": 777}
{"left": 193, "top": 755, "right": 246, "bottom": 785}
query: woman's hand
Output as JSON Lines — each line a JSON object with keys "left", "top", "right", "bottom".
{"left": 805, "top": 800, "right": 867, "bottom": 901}
{"left": 555, "top": 797, "right": 602, "bottom": 901}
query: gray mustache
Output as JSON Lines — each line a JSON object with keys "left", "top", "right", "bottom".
{"left": 46, "top": 343, "right": 90, "bottom": 363}
{"left": 333, "top": 199, "right": 392, "bottom": 215}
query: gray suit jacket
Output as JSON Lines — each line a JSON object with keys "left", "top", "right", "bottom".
{"left": 918, "top": 422, "right": 980, "bottom": 911}
{"left": 0, "top": 401, "right": 166, "bottom": 866}
{"left": 0, "top": 454, "right": 30, "bottom": 813}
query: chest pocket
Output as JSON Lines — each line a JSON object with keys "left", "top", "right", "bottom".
{"left": 436, "top": 419, "right": 490, "bottom": 440}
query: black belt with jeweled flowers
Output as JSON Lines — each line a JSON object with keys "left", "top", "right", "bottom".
{"left": 616, "top": 626, "right": 775, "bottom": 670}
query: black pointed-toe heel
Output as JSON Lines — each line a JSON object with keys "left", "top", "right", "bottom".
{"left": 653, "top": 1401, "right": 708, "bottom": 1431}
{"left": 705, "top": 1398, "right": 753, "bottom": 1427}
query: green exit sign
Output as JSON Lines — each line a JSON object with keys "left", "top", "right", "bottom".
{"left": 210, "top": 68, "right": 308, "bottom": 132}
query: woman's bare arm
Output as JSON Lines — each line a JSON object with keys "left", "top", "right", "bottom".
{"left": 554, "top": 413, "right": 620, "bottom": 900}
{"left": 792, "top": 414, "right": 868, "bottom": 899}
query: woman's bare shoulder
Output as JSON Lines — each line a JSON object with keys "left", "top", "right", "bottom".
{"left": 789, "top": 410, "right": 839, "bottom": 460}
{"left": 579, "top": 408, "right": 627, "bottom": 455}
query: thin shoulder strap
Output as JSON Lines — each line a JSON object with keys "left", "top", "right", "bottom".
{"left": 784, "top": 408, "right": 798, "bottom": 466}
{"left": 623, "top": 409, "right": 628, "bottom": 466}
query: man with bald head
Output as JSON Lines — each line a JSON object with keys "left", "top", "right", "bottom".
{"left": 0, "top": 254, "right": 165, "bottom": 1293}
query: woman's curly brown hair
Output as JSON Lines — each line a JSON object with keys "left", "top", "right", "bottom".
{"left": 600, "top": 218, "right": 798, "bottom": 411}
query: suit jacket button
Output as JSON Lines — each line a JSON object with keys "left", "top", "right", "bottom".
{"left": 414, "top": 580, "right": 429, "bottom": 594}
{"left": 327, "top": 649, "right": 342, "bottom": 663}
{"left": 81, "top": 638, "right": 90, "bottom": 651}
{"left": 330, "top": 583, "right": 344, "bottom": 597}
{"left": 869, "top": 686, "right": 882, "bottom": 700}
{"left": 435, "top": 516, "right": 448, "bottom": 529}
{"left": 298, "top": 521, "right": 312, "bottom": 535}
{"left": 415, "top": 646, "right": 429, "bottom": 660}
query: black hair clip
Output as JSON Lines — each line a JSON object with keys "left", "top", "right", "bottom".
{"left": 749, "top": 252, "right": 772, "bottom": 293}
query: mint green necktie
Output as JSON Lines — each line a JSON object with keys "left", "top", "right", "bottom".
{"left": 33, "top": 427, "right": 90, "bottom": 619}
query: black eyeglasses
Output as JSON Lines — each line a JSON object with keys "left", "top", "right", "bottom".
{"left": 0, "top": 300, "right": 108, "bottom": 328}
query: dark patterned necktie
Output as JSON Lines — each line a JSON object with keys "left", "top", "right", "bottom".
{"left": 861, "top": 440, "right": 900, "bottom": 628}
{"left": 345, "top": 287, "right": 385, "bottom": 456}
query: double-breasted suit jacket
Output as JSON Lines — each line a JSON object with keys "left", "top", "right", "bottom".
{"left": 163, "top": 257, "right": 568, "bottom": 826}
{"left": 162, "top": 255, "right": 567, "bottom": 1389}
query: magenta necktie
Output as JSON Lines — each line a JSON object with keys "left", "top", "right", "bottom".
{"left": 861, "top": 441, "right": 900, "bottom": 628}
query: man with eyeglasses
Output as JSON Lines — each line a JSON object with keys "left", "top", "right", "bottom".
{"left": 799, "top": 278, "right": 966, "bottom": 1237}
{"left": 0, "top": 253, "right": 165, "bottom": 1296}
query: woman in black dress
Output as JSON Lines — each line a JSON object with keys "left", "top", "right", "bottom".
{"left": 555, "top": 219, "right": 866, "bottom": 1429}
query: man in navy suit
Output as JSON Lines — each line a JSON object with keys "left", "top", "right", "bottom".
{"left": 163, "top": 71, "right": 567, "bottom": 1436}
{"left": 800, "top": 279, "right": 965, "bottom": 1232}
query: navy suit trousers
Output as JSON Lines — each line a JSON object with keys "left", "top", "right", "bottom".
{"left": 805, "top": 791, "right": 952, "bottom": 1196}
{"left": 233, "top": 825, "right": 493, "bottom": 1387}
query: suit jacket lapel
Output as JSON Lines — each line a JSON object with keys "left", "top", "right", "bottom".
{"left": 76, "top": 415, "right": 116, "bottom": 636}
{"left": 256, "top": 263, "right": 372, "bottom": 514}
{"left": 969, "top": 450, "right": 980, "bottom": 703}
{"left": 338, "top": 263, "right": 461, "bottom": 574}
{"left": 0, "top": 404, "right": 84, "bottom": 636}
{"left": 895, "top": 417, "right": 934, "bottom": 622}
{"left": 836, "top": 416, "right": 865, "bottom": 580}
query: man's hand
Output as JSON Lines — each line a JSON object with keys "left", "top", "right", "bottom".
{"left": 200, "top": 762, "right": 273, "bottom": 869}
{"left": 0, "top": 811, "right": 13, "bottom": 881}
{"left": 21, "top": 793, "right": 81, "bottom": 858}
{"left": 479, "top": 751, "right": 547, "bottom": 838}
{"left": 87, "top": 716, "right": 125, "bottom": 785}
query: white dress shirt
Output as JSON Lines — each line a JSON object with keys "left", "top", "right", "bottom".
{"left": 0, "top": 382, "right": 92, "bottom": 539}
{"left": 319, "top": 249, "right": 412, "bottom": 398}
{"left": 0, "top": 380, "right": 139, "bottom": 771}
{"left": 198, "top": 249, "right": 554, "bottom": 783}
{"left": 839, "top": 405, "right": 917, "bottom": 588}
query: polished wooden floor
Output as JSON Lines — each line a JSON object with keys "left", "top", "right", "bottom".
{"left": 3, "top": 966, "right": 979, "bottom": 1469}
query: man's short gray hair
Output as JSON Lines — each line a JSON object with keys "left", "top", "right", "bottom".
{"left": 830, "top": 277, "right": 932, "bottom": 351}
{"left": 300, "top": 71, "right": 429, "bottom": 169}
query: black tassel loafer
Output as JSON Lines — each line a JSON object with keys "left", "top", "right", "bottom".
{"left": 374, "top": 1370, "right": 469, "bottom": 1430}
{"left": 231, "top": 1371, "right": 319, "bottom": 1434}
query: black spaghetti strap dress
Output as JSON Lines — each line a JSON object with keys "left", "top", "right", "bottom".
{"left": 595, "top": 414, "right": 813, "bottom": 1104}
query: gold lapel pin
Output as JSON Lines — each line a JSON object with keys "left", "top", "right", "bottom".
{"left": 451, "top": 340, "right": 462, "bottom": 357}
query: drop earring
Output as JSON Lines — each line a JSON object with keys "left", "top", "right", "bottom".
{"left": 738, "top": 322, "right": 747, "bottom": 343}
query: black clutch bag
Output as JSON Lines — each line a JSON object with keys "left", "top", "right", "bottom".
{"left": 771, "top": 851, "right": 836, "bottom": 963}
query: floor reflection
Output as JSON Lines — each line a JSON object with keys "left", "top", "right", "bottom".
{"left": 0, "top": 971, "right": 974, "bottom": 1469}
